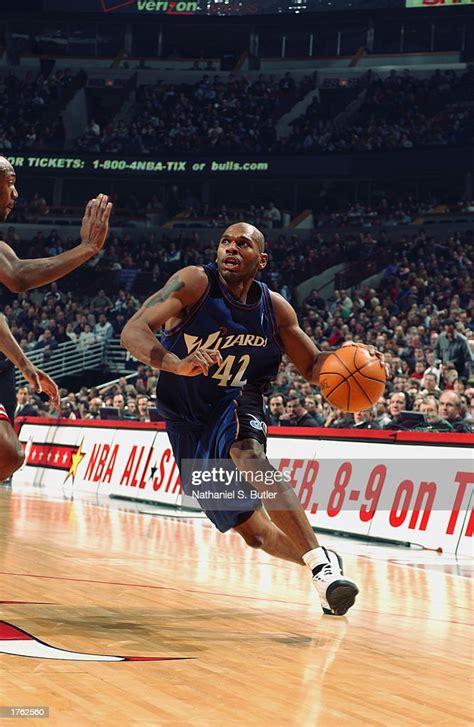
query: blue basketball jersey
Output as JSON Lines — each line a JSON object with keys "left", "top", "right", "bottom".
{"left": 155, "top": 263, "right": 282, "bottom": 425}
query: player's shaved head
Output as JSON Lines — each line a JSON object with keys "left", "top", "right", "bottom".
{"left": 0, "top": 156, "right": 17, "bottom": 222}
{"left": 222, "top": 222, "right": 265, "bottom": 252}
{"left": 0, "top": 157, "right": 14, "bottom": 177}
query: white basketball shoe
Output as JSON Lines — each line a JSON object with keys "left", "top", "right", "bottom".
{"left": 312, "top": 548, "right": 359, "bottom": 615}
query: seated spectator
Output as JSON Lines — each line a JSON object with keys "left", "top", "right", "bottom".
{"left": 14, "top": 386, "right": 38, "bottom": 417}
{"left": 124, "top": 398, "right": 138, "bottom": 420}
{"left": 35, "top": 328, "right": 58, "bottom": 353}
{"left": 440, "top": 363, "right": 459, "bottom": 391}
{"left": 304, "top": 396, "right": 324, "bottom": 425}
{"left": 350, "top": 408, "right": 380, "bottom": 429}
{"left": 94, "top": 314, "right": 114, "bottom": 341}
{"left": 43, "top": 281, "right": 64, "bottom": 305}
{"left": 280, "top": 397, "right": 320, "bottom": 427}
{"left": 137, "top": 395, "right": 151, "bottom": 422}
{"left": 438, "top": 391, "right": 472, "bottom": 433}
{"left": 112, "top": 392, "right": 126, "bottom": 414}
{"left": 377, "top": 391, "right": 408, "bottom": 429}
{"left": 421, "top": 371, "right": 441, "bottom": 398}
{"left": 78, "top": 324, "right": 97, "bottom": 350}
{"left": 90, "top": 289, "right": 113, "bottom": 311}
{"left": 266, "top": 394, "right": 286, "bottom": 426}
{"left": 59, "top": 400, "right": 78, "bottom": 420}
{"left": 419, "top": 395, "right": 439, "bottom": 425}
{"left": 324, "top": 407, "right": 353, "bottom": 429}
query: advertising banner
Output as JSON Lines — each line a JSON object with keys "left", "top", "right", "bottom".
{"left": 13, "top": 419, "right": 474, "bottom": 555}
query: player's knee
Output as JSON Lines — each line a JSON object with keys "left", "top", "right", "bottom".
{"left": 0, "top": 442, "right": 24, "bottom": 480}
{"left": 0, "top": 457, "right": 23, "bottom": 480}
{"left": 230, "top": 442, "right": 264, "bottom": 466}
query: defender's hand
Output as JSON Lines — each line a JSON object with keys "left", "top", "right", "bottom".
{"left": 20, "top": 364, "right": 60, "bottom": 408}
{"left": 80, "top": 194, "right": 113, "bottom": 256}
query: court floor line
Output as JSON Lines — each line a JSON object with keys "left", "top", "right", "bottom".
{"left": 0, "top": 570, "right": 310, "bottom": 607}
{"left": 0, "top": 570, "right": 472, "bottom": 627}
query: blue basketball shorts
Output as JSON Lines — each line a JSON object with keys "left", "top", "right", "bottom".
{"left": 165, "top": 387, "right": 268, "bottom": 533}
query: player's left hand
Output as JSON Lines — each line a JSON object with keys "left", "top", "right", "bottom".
{"left": 341, "top": 341, "right": 390, "bottom": 378}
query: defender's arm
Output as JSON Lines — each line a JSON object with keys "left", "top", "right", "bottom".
{"left": 0, "top": 194, "right": 112, "bottom": 292}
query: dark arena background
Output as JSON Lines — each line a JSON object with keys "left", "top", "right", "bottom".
{"left": 0, "top": 0, "right": 472, "bottom": 724}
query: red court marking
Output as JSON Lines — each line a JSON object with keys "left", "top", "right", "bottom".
{"left": 0, "top": 601, "right": 53, "bottom": 605}
{"left": 0, "top": 571, "right": 309, "bottom": 607}
{"left": 0, "top": 622, "right": 34, "bottom": 640}
{"left": 124, "top": 656, "right": 189, "bottom": 661}
{"left": 0, "top": 620, "right": 191, "bottom": 661}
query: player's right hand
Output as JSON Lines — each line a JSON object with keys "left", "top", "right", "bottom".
{"left": 20, "top": 364, "right": 60, "bottom": 408}
{"left": 80, "top": 193, "right": 113, "bottom": 256}
{"left": 174, "top": 349, "right": 223, "bottom": 377}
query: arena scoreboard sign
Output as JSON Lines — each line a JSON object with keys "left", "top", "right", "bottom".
{"left": 44, "top": 0, "right": 408, "bottom": 15}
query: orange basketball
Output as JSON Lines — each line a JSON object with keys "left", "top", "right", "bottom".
{"left": 319, "top": 345, "right": 386, "bottom": 413}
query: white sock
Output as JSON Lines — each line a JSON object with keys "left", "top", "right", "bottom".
{"left": 302, "top": 547, "right": 329, "bottom": 572}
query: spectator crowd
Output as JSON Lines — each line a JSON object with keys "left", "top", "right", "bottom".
{"left": 76, "top": 73, "right": 315, "bottom": 155}
{"left": 0, "top": 68, "right": 84, "bottom": 152}
{"left": 285, "top": 68, "right": 474, "bottom": 153}
{"left": 3, "top": 68, "right": 473, "bottom": 155}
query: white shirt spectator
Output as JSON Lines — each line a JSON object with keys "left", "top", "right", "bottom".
{"left": 78, "top": 326, "right": 97, "bottom": 351}
{"left": 94, "top": 318, "right": 114, "bottom": 341}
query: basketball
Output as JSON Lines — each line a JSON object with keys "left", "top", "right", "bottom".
{"left": 319, "top": 344, "right": 386, "bottom": 413}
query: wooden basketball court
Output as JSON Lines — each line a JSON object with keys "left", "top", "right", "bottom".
{"left": 0, "top": 485, "right": 472, "bottom": 726}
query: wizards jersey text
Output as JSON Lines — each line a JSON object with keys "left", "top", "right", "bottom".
{"left": 155, "top": 263, "right": 282, "bottom": 425}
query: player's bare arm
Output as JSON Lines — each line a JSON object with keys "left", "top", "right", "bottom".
{"left": 270, "top": 292, "right": 331, "bottom": 385}
{"left": 271, "top": 292, "right": 384, "bottom": 384}
{"left": 0, "top": 194, "right": 112, "bottom": 293}
{"left": 121, "top": 266, "right": 222, "bottom": 376}
{"left": 0, "top": 314, "right": 59, "bottom": 406}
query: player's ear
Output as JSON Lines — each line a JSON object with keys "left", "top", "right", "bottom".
{"left": 258, "top": 252, "right": 268, "bottom": 270}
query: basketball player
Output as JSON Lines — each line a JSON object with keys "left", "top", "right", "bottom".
{"left": 0, "top": 157, "right": 112, "bottom": 480}
{"left": 121, "top": 222, "right": 383, "bottom": 615}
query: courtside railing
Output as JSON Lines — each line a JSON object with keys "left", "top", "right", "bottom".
{"left": 14, "top": 338, "right": 134, "bottom": 386}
